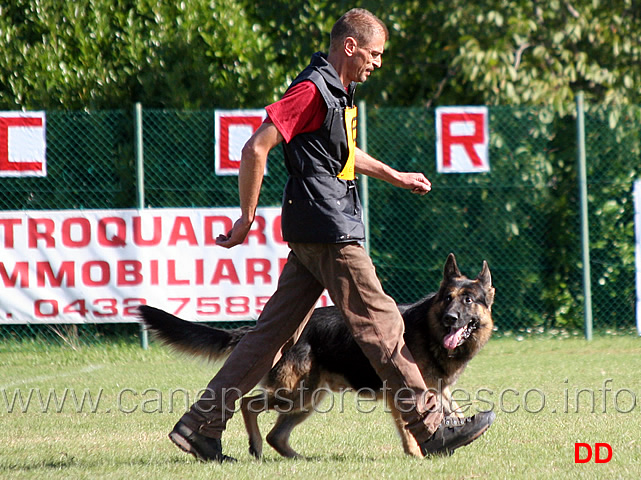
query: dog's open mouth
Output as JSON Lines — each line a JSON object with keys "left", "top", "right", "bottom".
{"left": 443, "top": 320, "right": 479, "bottom": 351}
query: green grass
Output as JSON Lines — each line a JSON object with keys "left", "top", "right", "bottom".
{"left": 1, "top": 336, "right": 640, "bottom": 479}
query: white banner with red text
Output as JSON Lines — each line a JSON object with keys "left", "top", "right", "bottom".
{"left": 0, "top": 111, "right": 47, "bottom": 177}
{"left": 0, "top": 208, "right": 330, "bottom": 324}
{"left": 435, "top": 106, "right": 490, "bottom": 174}
{"left": 635, "top": 180, "right": 641, "bottom": 335}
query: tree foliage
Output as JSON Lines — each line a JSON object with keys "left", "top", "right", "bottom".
{"left": 0, "top": 0, "right": 283, "bottom": 109}
{"left": 1, "top": 0, "right": 640, "bottom": 111}
{"left": 363, "top": 0, "right": 641, "bottom": 113}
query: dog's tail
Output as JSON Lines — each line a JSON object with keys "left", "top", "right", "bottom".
{"left": 137, "top": 305, "right": 252, "bottom": 362}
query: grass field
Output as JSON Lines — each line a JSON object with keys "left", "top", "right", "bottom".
{"left": 1, "top": 335, "right": 640, "bottom": 479}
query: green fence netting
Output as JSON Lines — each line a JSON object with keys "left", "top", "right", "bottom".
{"left": 1, "top": 104, "right": 640, "bottom": 347}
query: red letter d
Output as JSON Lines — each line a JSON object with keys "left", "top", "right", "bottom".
{"left": 574, "top": 443, "right": 592, "bottom": 463}
{"left": 595, "top": 443, "right": 612, "bottom": 463}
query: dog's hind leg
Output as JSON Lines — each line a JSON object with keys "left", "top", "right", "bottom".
{"left": 242, "top": 387, "right": 320, "bottom": 459}
{"left": 266, "top": 401, "right": 320, "bottom": 458}
{"left": 241, "top": 392, "right": 270, "bottom": 459}
{"left": 262, "top": 384, "right": 327, "bottom": 459}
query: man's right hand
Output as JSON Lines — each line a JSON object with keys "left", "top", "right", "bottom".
{"left": 215, "top": 217, "right": 253, "bottom": 249}
{"left": 217, "top": 123, "right": 282, "bottom": 249}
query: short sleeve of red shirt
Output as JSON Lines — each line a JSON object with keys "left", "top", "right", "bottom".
{"left": 265, "top": 80, "right": 327, "bottom": 144}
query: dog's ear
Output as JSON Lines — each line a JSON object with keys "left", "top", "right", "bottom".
{"left": 477, "top": 260, "right": 492, "bottom": 288}
{"left": 443, "top": 253, "right": 462, "bottom": 280}
{"left": 477, "top": 260, "right": 495, "bottom": 309}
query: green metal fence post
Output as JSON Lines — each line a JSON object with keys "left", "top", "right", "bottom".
{"left": 358, "top": 100, "right": 370, "bottom": 255}
{"left": 135, "top": 102, "right": 149, "bottom": 350}
{"left": 576, "top": 92, "right": 593, "bottom": 340}
{"left": 136, "top": 102, "right": 145, "bottom": 213}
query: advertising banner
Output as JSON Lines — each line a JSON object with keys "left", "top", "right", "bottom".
{"left": 0, "top": 208, "right": 330, "bottom": 324}
{"left": 635, "top": 180, "right": 641, "bottom": 335}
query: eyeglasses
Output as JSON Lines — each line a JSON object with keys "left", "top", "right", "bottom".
{"left": 359, "top": 46, "right": 383, "bottom": 61}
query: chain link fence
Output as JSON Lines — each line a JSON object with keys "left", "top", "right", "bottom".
{"left": 1, "top": 103, "right": 640, "bottom": 347}
{"left": 366, "top": 105, "right": 640, "bottom": 335}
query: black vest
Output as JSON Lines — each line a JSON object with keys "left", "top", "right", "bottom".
{"left": 280, "top": 52, "right": 365, "bottom": 244}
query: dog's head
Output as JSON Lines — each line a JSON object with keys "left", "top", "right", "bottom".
{"left": 432, "top": 253, "right": 495, "bottom": 355}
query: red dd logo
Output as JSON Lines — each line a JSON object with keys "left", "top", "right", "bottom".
{"left": 574, "top": 443, "right": 613, "bottom": 463}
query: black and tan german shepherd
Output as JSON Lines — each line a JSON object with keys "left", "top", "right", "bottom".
{"left": 138, "top": 253, "right": 495, "bottom": 458}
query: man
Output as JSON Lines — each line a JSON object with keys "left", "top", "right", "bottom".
{"left": 169, "top": 8, "right": 495, "bottom": 462}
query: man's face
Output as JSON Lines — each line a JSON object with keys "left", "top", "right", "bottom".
{"left": 350, "top": 34, "right": 385, "bottom": 83}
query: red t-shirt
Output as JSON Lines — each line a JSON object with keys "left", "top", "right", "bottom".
{"left": 265, "top": 80, "right": 326, "bottom": 143}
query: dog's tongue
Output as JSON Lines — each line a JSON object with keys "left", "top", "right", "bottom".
{"left": 443, "top": 327, "right": 466, "bottom": 351}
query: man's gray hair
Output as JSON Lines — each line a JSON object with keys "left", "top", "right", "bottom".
{"left": 330, "top": 8, "right": 388, "bottom": 51}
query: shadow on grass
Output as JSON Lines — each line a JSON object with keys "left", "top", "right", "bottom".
{"left": 0, "top": 454, "right": 78, "bottom": 473}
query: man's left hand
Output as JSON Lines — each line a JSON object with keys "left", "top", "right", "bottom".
{"left": 400, "top": 172, "right": 431, "bottom": 195}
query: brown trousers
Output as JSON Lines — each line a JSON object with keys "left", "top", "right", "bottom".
{"left": 179, "top": 242, "right": 443, "bottom": 443}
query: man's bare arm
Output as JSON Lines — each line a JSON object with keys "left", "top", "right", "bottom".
{"left": 354, "top": 147, "right": 431, "bottom": 195}
{"left": 216, "top": 122, "right": 284, "bottom": 248}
